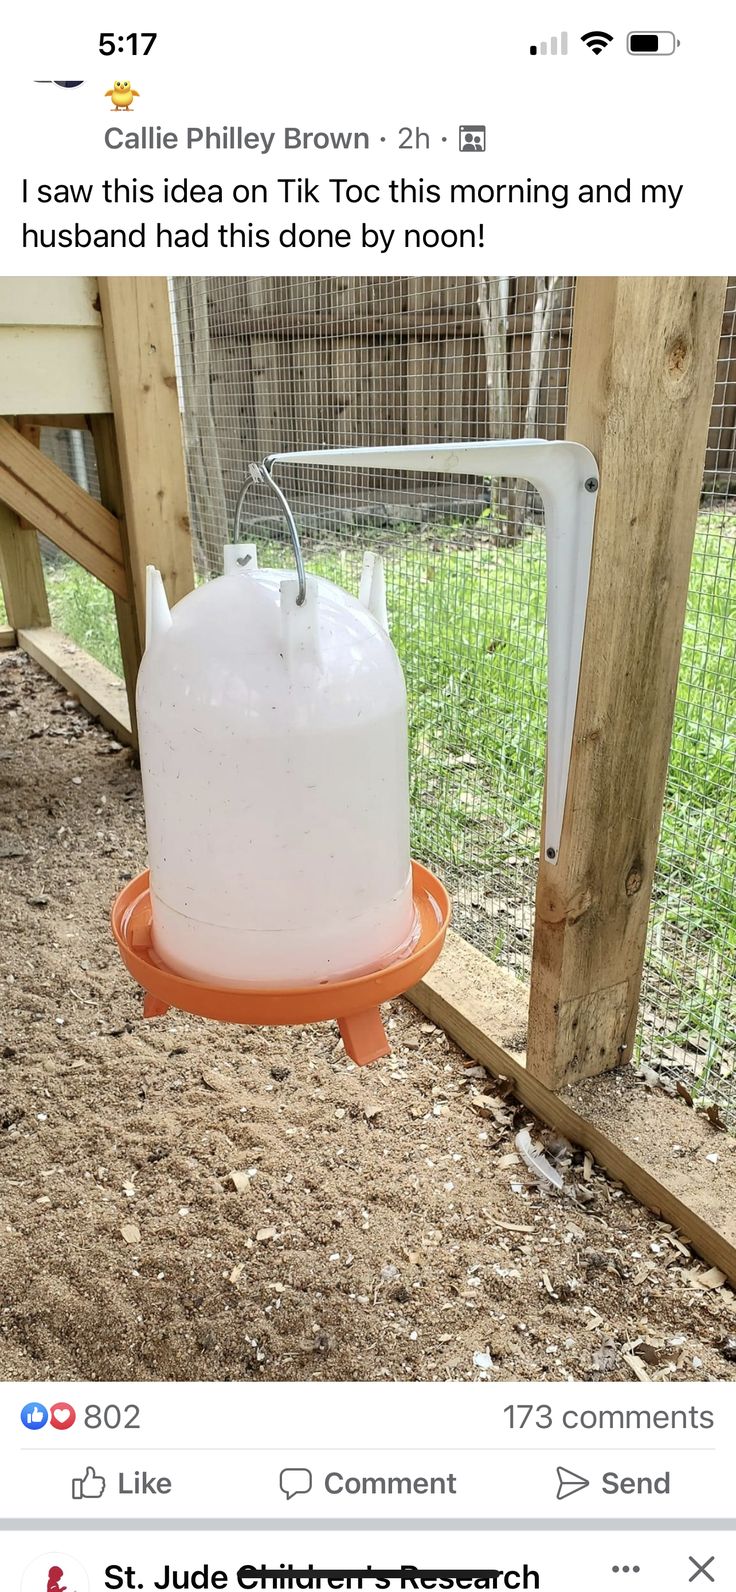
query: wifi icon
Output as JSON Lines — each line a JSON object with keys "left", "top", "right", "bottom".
{"left": 581, "top": 29, "right": 614, "bottom": 52}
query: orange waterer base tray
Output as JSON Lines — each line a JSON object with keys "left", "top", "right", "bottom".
{"left": 111, "top": 863, "right": 450, "bottom": 1065}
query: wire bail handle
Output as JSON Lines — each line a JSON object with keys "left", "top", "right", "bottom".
{"left": 233, "top": 457, "right": 307, "bottom": 605}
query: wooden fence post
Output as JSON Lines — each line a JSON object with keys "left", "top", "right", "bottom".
{"left": 527, "top": 276, "right": 728, "bottom": 1091}
{"left": 97, "top": 278, "right": 194, "bottom": 650}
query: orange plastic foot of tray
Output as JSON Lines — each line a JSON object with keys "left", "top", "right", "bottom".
{"left": 338, "top": 1007, "right": 390, "bottom": 1066}
{"left": 143, "top": 992, "right": 170, "bottom": 1019}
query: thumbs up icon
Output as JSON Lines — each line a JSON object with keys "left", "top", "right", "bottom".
{"left": 21, "top": 1403, "right": 49, "bottom": 1429}
{"left": 72, "top": 1467, "right": 106, "bottom": 1500}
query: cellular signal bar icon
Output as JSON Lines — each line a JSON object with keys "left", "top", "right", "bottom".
{"left": 530, "top": 31, "right": 568, "bottom": 54}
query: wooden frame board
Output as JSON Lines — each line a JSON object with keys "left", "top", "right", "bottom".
{"left": 17, "top": 627, "right": 133, "bottom": 745}
{"left": 0, "top": 498, "right": 51, "bottom": 630}
{"left": 0, "top": 417, "right": 126, "bottom": 595}
{"left": 98, "top": 278, "right": 195, "bottom": 646}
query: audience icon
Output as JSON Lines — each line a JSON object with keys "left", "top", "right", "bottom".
{"left": 459, "top": 125, "right": 486, "bottom": 152}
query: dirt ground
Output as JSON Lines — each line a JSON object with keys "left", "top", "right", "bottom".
{"left": 2, "top": 649, "right": 736, "bottom": 1383}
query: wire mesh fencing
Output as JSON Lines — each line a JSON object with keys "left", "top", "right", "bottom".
{"left": 639, "top": 279, "right": 736, "bottom": 1116}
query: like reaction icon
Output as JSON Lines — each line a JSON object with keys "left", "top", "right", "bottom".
{"left": 21, "top": 1403, "right": 48, "bottom": 1430}
{"left": 72, "top": 1467, "right": 106, "bottom": 1501}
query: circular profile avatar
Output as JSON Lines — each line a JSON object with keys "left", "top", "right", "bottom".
{"left": 22, "top": 1556, "right": 88, "bottom": 1592}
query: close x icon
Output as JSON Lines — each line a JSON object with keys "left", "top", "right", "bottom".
{"left": 688, "top": 1557, "right": 716, "bottom": 1583}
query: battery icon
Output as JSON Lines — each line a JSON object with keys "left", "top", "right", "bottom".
{"left": 627, "top": 30, "right": 680, "bottom": 53}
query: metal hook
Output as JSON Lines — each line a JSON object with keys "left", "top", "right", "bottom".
{"left": 233, "top": 458, "right": 307, "bottom": 605}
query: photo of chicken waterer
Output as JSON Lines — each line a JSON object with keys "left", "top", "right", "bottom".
{"left": 105, "top": 80, "right": 139, "bottom": 110}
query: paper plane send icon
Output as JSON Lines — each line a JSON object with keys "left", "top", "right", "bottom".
{"left": 556, "top": 1466, "right": 590, "bottom": 1501}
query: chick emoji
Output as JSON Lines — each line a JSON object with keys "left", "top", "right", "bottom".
{"left": 105, "top": 79, "right": 139, "bottom": 110}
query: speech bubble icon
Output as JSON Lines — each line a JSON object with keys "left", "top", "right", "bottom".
{"left": 280, "top": 1467, "right": 312, "bottom": 1501}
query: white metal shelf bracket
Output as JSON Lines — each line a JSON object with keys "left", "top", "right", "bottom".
{"left": 267, "top": 440, "right": 599, "bottom": 864}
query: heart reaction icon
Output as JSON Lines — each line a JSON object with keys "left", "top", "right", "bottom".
{"left": 50, "top": 1403, "right": 77, "bottom": 1431}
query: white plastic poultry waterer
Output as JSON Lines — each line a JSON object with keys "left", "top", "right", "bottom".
{"left": 111, "top": 439, "right": 597, "bottom": 1065}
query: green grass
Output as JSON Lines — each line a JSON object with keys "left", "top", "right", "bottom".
{"left": 281, "top": 534, "right": 549, "bottom": 879}
{"left": 47, "top": 560, "right": 123, "bottom": 674}
{"left": 0, "top": 557, "right": 123, "bottom": 674}
{"left": 2, "top": 516, "right": 735, "bottom": 1094}
{"left": 642, "top": 515, "right": 736, "bottom": 1082}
